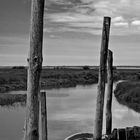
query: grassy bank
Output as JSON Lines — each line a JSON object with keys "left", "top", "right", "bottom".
{"left": 0, "top": 93, "right": 26, "bottom": 106}
{"left": 0, "top": 67, "right": 99, "bottom": 93}
{"left": 0, "top": 67, "right": 140, "bottom": 93}
{"left": 0, "top": 67, "right": 140, "bottom": 106}
{"left": 114, "top": 81, "right": 140, "bottom": 113}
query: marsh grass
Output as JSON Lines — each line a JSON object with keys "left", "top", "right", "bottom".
{"left": 0, "top": 68, "right": 99, "bottom": 93}
{"left": 0, "top": 93, "right": 26, "bottom": 106}
{"left": 114, "top": 81, "right": 140, "bottom": 113}
{"left": 0, "top": 67, "right": 140, "bottom": 107}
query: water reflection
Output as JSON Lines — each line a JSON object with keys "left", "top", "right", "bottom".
{"left": 0, "top": 84, "right": 140, "bottom": 140}
{"left": 0, "top": 105, "right": 25, "bottom": 140}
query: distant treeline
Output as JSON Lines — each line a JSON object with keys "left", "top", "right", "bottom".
{"left": 11, "top": 65, "right": 140, "bottom": 70}
{"left": 12, "top": 66, "right": 26, "bottom": 69}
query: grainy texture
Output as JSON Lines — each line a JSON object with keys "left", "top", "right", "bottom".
{"left": 40, "top": 92, "right": 48, "bottom": 140}
{"left": 24, "top": 0, "right": 45, "bottom": 140}
{"left": 94, "top": 17, "right": 111, "bottom": 140}
{"left": 106, "top": 50, "right": 113, "bottom": 135}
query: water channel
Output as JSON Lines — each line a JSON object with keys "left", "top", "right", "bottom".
{"left": 0, "top": 84, "right": 140, "bottom": 140}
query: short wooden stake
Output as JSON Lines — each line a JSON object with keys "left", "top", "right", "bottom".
{"left": 106, "top": 50, "right": 113, "bottom": 135}
{"left": 94, "top": 17, "right": 111, "bottom": 140}
{"left": 40, "top": 92, "right": 48, "bottom": 140}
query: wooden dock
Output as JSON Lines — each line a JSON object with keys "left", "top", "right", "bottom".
{"left": 104, "top": 126, "right": 140, "bottom": 140}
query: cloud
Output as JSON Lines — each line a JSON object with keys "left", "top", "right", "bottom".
{"left": 120, "top": 0, "right": 130, "bottom": 6}
{"left": 131, "top": 20, "right": 140, "bottom": 26}
{"left": 44, "top": 0, "right": 140, "bottom": 36}
{"left": 113, "top": 22, "right": 128, "bottom": 27}
{"left": 112, "top": 16, "right": 125, "bottom": 22}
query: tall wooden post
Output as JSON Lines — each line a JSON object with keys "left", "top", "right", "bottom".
{"left": 106, "top": 50, "right": 113, "bottom": 135}
{"left": 40, "top": 92, "right": 48, "bottom": 140}
{"left": 94, "top": 17, "right": 111, "bottom": 140}
{"left": 24, "top": 0, "right": 45, "bottom": 140}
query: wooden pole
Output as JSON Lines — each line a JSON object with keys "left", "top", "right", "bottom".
{"left": 106, "top": 50, "right": 113, "bottom": 135}
{"left": 40, "top": 92, "right": 48, "bottom": 140}
{"left": 24, "top": 0, "right": 45, "bottom": 140}
{"left": 94, "top": 17, "right": 111, "bottom": 140}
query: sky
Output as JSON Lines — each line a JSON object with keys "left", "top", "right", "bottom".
{"left": 0, "top": 0, "right": 140, "bottom": 66}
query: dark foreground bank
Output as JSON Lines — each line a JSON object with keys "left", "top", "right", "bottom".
{"left": 114, "top": 81, "right": 140, "bottom": 113}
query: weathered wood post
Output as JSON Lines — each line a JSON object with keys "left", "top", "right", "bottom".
{"left": 106, "top": 50, "right": 113, "bottom": 135}
{"left": 24, "top": 0, "right": 45, "bottom": 140}
{"left": 40, "top": 92, "right": 48, "bottom": 140}
{"left": 94, "top": 17, "right": 111, "bottom": 140}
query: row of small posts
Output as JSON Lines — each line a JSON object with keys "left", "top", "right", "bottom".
{"left": 24, "top": 0, "right": 113, "bottom": 139}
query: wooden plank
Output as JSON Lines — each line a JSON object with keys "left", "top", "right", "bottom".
{"left": 104, "top": 129, "right": 117, "bottom": 140}
{"left": 94, "top": 17, "right": 111, "bottom": 140}
{"left": 106, "top": 50, "right": 113, "bottom": 135}
{"left": 112, "top": 128, "right": 117, "bottom": 140}
{"left": 133, "top": 126, "right": 140, "bottom": 138}
{"left": 118, "top": 129, "right": 126, "bottom": 140}
{"left": 24, "top": 0, "right": 45, "bottom": 140}
{"left": 40, "top": 92, "right": 48, "bottom": 140}
{"left": 125, "top": 127, "right": 134, "bottom": 140}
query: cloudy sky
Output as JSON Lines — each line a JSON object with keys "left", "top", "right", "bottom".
{"left": 0, "top": 0, "right": 140, "bottom": 66}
